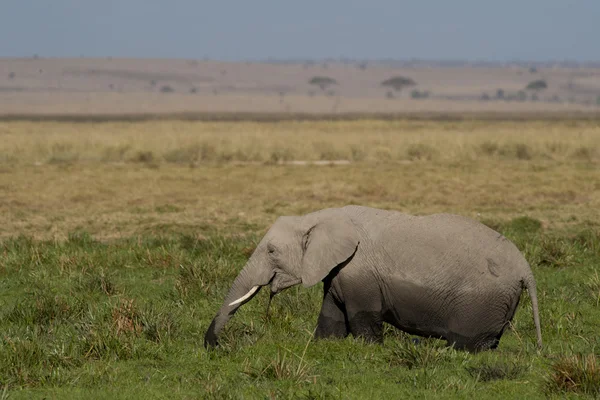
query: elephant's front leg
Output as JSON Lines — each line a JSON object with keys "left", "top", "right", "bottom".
{"left": 315, "top": 288, "right": 349, "bottom": 340}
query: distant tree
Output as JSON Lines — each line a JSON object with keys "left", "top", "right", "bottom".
{"left": 480, "top": 93, "right": 491, "bottom": 101}
{"left": 220, "top": 69, "right": 227, "bottom": 76}
{"left": 39, "top": 69, "right": 43, "bottom": 74}
{"left": 309, "top": 76, "right": 338, "bottom": 91}
{"left": 8, "top": 72, "right": 15, "bottom": 80}
{"left": 190, "top": 87, "right": 198, "bottom": 94}
{"left": 358, "top": 62, "right": 368, "bottom": 71}
{"left": 381, "top": 76, "right": 416, "bottom": 92}
{"left": 496, "top": 89, "right": 505, "bottom": 99}
{"left": 160, "top": 85, "right": 175, "bottom": 93}
{"left": 386, "top": 91, "right": 395, "bottom": 99}
{"left": 33, "top": 54, "right": 39, "bottom": 59}
{"left": 526, "top": 79, "right": 548, "bottom": 91}
{"left": 529, "top": 66, "right": 538, "bottom": 74}
{"left": 531, "top": 93, "right": 539, "bottom": 102}
{"left": 150, "top": 80, "right": 157, "bottom": 87}
{"left": 308, "top": 90, "right": 315, "bottom": 97}
{"left": 326, "top": 89, "right": 336, "bottom": 97}
{"left": 108, "top": 83, "right": 114, "bottom": 90}
{"left": 597, "top": 95, "right": 600, "bottom": 106}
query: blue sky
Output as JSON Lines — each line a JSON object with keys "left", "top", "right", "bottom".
{"left": 1, "top": 0, "right": 598, "bottom": 61}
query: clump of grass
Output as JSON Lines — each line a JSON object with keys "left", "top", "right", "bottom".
{"left": 268, "top": 146, "right": 294, "bottom": 164}
{"left": 545, "top": 141, "right": 570, "bottom": 156}
{"left": 175, "top": 263, "right": 210, "bottom": 299}
{"left": 465, "top": 359, "right": 525, "bottom": 382}
{"left": 349, "top": 145, "right": 367, "bottom": 162}
{"left": 101, "top": 144, "right": 131, "bottom": 162}
{"left": 479, "top": 141, "right": 500, "bottom": 156}
{"left": 546, "top": 354, "right": 600, "bottom": 396}
{"left": 499, "top": 143, "right": 532, "bottom": 160}
{"left": 586, "top": 271, "right": 600, "bottom": 306}
{"left": 388, "top": 340, "right": 451, "bottom": 370}
{"left": 571, "top": 228, "right": 600, "bottom": 254}
{"left": 534, "top": 236, "right": 577, "bottom": 268}
{"left": 0, "top": 337, "right": 82, "bottom": 387}
{"left": 112, "top": 298, "right": 143, "bottom": 336}
{"left": 245, "top": 346, "right": 314, "bottom": 384}
{"left": 131, "top": 150, "right": 154, "bottom": 163}
{"left": 138, "top": 305, "right": 177, "bottom": 343}
{"left": 571, "top": 145, "right": 597, "bottom": 162}
{"left": 163, "top": 145, "right": 201, "bottom": 164}
{"left": 77, "top": 269, "right": 117, "bottom": 296}
{"left": 405, "top": 143, "right": 438, "bottom": 161}
{"left": 6, "top": 292, "right": 86, "bottom": 326}
{"left": 313, "top": 141, "right": 344, "bottom": 161}
{"left": 47, "top": 143, "right": 79, "bottom": 164}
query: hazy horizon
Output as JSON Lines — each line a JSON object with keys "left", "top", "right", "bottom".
{"left": 2, "top": 0, "right": 600, "bottom": 62}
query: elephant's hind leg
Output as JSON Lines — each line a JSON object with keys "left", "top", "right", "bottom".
{"left": 315, "top": 289, "right": 349, "bottom": 340}
{"left": 446, "top": 332, "right": 502, "bottom": 353}
{"left": 347, "top": 310, "right": 384, "bottom": 343}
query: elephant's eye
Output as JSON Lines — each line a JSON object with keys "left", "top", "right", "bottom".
{"left": 267, "top": 244, "right": 276, "bottom": 255}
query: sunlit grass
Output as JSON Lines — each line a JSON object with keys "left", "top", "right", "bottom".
{"left": 1, "top": 119, "right": 599, "bottom": 165}
{"left": 0, "top": 220, "right": 599, "bottom": 398}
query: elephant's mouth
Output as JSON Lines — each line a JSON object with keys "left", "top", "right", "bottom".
{"left": 269, "top": 271, "right": 302, "bottom": 295}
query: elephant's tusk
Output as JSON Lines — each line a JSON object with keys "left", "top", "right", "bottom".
{"left": 229, "top": 285, "right": 259, "bottom": 306}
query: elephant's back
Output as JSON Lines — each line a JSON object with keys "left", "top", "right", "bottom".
{"left": 376, "top": 212, "right": 529, "bottom": 285}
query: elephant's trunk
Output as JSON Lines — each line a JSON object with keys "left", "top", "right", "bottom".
{"left": 204, "top": 250, "right": 273, "bottom": 348}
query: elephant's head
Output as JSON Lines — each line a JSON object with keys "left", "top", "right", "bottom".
{"left": 204, "top": 208, "right": 360, "bottom": 348}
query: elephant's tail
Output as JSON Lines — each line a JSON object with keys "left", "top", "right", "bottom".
{"left": 522, "top": 274, "right": 542, "bottom": 349}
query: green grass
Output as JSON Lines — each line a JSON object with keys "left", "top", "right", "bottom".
{"left": 1, "top": 220, "right": 599, "bottom": 399}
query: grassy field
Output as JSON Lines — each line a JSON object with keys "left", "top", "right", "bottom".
{"left": 1, "top": 119, "right": 599, "bottom": 398}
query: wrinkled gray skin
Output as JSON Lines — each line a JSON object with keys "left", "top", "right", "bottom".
{"left": 204, "top": 206, "right": 542, "bottom": 352}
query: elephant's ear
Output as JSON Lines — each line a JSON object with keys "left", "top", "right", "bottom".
{"left": 300, "top": 213, "right": 359, "bottom": 288}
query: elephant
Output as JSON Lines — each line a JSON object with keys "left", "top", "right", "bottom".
{"left": 204, "top": 205, "right": 542, "bottom": 352}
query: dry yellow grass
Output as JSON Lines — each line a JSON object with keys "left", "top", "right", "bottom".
{"left": 1, "top": 119, "right": 599, "bottom": 165}
{"left": 0, "top": 119, "right": 599, "bottom": 240}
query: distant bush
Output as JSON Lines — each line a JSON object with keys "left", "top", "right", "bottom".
{"left": 526, "top": 79, "right": 548, "bottom": 91}
{"left": 597, "top": 95, "right": 600, "bottom": 106}
{"left": 496, "top": 89, "right": 505, "bottom": 99}
{"left": 8, "top": 72, "right": 15, "bottom": 79}
{"left": 309, "top": 76, "right": 337, "bottom": 91}
{"left": 410, "top": 90, "right": 430, "bottom": 99}
{"left": 190, "top": 87, "right": 198, "bottom": 94}
{"left": 517, "top": 91, "right": 527, "bottom": 101}
{"left": 529, "top": 66, "right": 538, "bottom": 73}
{"left": 386, "top": 91, "right": 395, "bottom": 99}
{"left": 381, "top": 76, "right": 416, "bottom": 92}
{"left": 160, "top": 85, "right": 175, "bottom": 93}
{"left": 531, "top": 93, "right": 539, "bottom": 101}
{"left": 480, "top": 93, "right": 491, "bottom": 101}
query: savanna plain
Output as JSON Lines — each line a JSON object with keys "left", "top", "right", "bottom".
{"left": 0, "top": 118, "right": 599, "bottom": 399}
